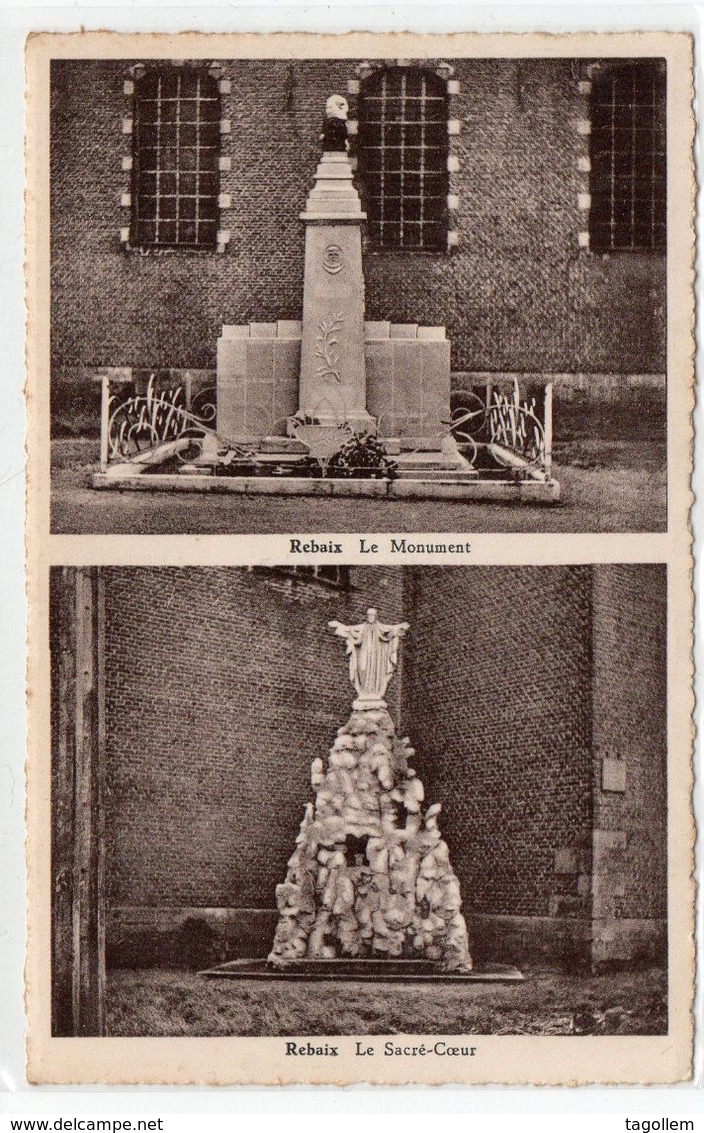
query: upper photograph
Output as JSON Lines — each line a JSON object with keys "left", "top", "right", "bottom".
{"left": 46, "top": 45, "right": 688, "bottom": 535}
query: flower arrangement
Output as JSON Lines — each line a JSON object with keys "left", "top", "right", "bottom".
{"left": 326, "top": 432, "right": 398, "bottom": 479}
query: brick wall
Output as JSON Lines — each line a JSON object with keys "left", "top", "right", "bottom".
{"left": 403, "top": 566, "right": 594, "bottom": 929}
{"left": 590, "top": 564, "right": 667, "bottom": 964}
{"left": 103, "top": 566, "right": 404, "bottom": 911}
{"left": 51, "top": 57, "right": 666, "bottom": 385}
{"left": 98, "top": 563, "right": 667, "bottom": 967}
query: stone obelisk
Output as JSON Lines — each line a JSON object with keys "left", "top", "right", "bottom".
{"left": 268, "top": 609, "right": 472, "bottom": 972}
{"left": 298, "top": 96, "right": 375, "bottom": 431}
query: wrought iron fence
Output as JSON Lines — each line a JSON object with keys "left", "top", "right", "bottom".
{"left": 98, "top": 371, "right": 553, "bottom": 481}
{"left": 448, "top": 379, "right": 553, "bottom": 479}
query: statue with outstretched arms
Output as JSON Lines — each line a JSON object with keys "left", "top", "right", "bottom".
{"left": 329, "top": 608, "right": 409, "bottom": 707}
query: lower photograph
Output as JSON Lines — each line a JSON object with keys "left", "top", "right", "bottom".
{"left": 49, "top": 563, "right": 667, "bottom": 1042}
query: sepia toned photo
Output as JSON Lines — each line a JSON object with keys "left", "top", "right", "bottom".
{"left": 38, "top": 37, "right": 692, "bottom": 536}
{"left": 23, "top": 29, "right": 695, "bottom": 1093}
{"left": 31, "top": 561, "right": 690, "bottom": 1086}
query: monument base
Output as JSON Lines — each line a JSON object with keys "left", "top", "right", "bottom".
{"left": 216, "top": 321, "right": 452, "bottom": 452}
{"left": 200, "top": 958, "right": 524, "bottom": 983}
{"left": 352, "top": 695, "right": 387, "bottom": 711}
{"left": 90, "top": 470, "right": 561, "bottom": 503}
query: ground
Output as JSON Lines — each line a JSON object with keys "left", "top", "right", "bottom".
{"left": 50, "top": 438, "right": 666, "bottom": 534}
{"left": 106, "top": 966, "right": 667, "bottom": 1037}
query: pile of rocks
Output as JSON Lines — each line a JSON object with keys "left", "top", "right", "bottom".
{"left": 268, "top": 707, "right": 472, "bottom": 972}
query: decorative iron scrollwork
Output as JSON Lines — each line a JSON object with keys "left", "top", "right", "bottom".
{"left": 449, "top": 379, "right": 547, "bottom": 470}
{"left": 107, "top": 376, "right": 219, "bottom": 461}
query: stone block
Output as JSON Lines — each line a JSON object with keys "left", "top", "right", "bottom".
{"left": 554, "top": 847, "right": 578, "bottom": 874}
{"left": 602, "top": 757, "right": 627, "bottom": 793}
{"left": 276, "top": 320, "right": 302, "bottom": 339}
{"left": 365, "top": 321, "right": 391, "bottom": 340}
{"left": 244, "top": 404, "right": 273, "bottom": 435}
{"left": 249, "top": 322, "right": 278, "bottom": 338}
{"left": 217, "top": 392, "right": 247, "bottom": 437}
{"left": 593, "top": 829, "right": 626, "bottom": 856}
{"left": 417, "top": 326, "right": 447, "bottom": 340}
{"left": 577, "top": 874, "right": 592, "bottom": 897}
{"left": 273, "top": 340, "right": 301, "bottom": 385}
{"left": 397, "top": 415, "right": 423, "bottom": 439}
{"left": 548, "top": 895, "right": 589, "bottom": 919}
{"left": 246, "top": 340, "right": 275, "bottom": 385}
{"left": 395, "top": 435, "right": 448, "bottom": 452}
{"left": 366, "top": 342, "right": 394, "bottom": 418}
{"left": 218, "top": 337, "right": 248, "bottom": 437}
{"left": 272, "top": 340, "right": 301, "bottom": 430}
{"left": 394, "top": 389, "right": 423, "bottom": 423}
{"left": 420, "top": 341, "right": 451, "bottom": 405}
{"left": 221, "top": 325, "right": 251, "bottom": 340}
{"left": 390, "top": 324, "right": 418, "bottom": 339}
{"left": 420, "top": 410, "right": 445, "bottom": 439}
{"left": 246, "top": 383, "right": 274, "bottom": 415}
{"left": 95, "top": 366, "right": 133, "bottom": 383}
{"left": 217, "top": 337, "right": 247, "bottom": 380}
{"left": 393, "top": 342, "right": 424, "bottom": 405}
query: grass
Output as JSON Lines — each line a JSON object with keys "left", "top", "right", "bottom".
{"left": 106, "top": 966, "right": 667, "bottom": 1037}
{"left": 50, "top": 438, "right": 667, "bottom": 534}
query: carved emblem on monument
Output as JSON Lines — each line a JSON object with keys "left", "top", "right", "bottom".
{"left": 315, "top": 312, "right": 344, "bottom": 383}
{"left": 322, "top": 243, "right": 343, "bottom": 274}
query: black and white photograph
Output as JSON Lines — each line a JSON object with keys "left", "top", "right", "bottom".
{"left": 49, "top": 564, "right": 669, "bottom": 1057}
{"left": 45, "top": 47, "right": 683, "bottom": 535}
{"left": 21, "top": 28, "right": 695, "bottom": 1095}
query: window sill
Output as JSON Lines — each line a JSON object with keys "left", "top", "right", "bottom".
{"left": 364, "top": 247, "right": 452, "bottom": 258}
{"left": 122, "top": 244, "right": 222, "bottom": 255}
{"left": 581, "top": 246, "right": 667, "bottom": 257}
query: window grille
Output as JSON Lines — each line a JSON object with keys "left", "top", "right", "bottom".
{"left": 589, "top": 62, "right": 666, "bottom": 252}
{"left": 358, "top": 68, "right": 448, "bottom": 251}
{"left": 251, "top": 566, "right": 351, "bottom": 591}
{"left": 131, "top": 68, "right": 220, "bottom": 249}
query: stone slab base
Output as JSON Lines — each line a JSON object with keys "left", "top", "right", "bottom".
{"left": 200, "top": 958, "right": 524, "bottom": 983}
{"left": 468, "top": 913, "right": 594, "bottom": 969}
{"left": 468, "top": 913, "right": 667, "bottom": 971}
{"left": 107, "top": 906, "right": 666, "bottom": 972}
{"left": 591, "top": 918, "right": 668, "bottom": 970}
{"left": 91, "top": 472, "right": 560, "bottom": 503}
{"left": 107, "top": 906, "right": 278, "bottom": 969}
{"left": 454, "top": 371, "right": 666, "bottom": 400}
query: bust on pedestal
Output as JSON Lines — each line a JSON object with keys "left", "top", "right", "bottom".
{"left": 297, "top": 96, "right": 375, "bottom": 431}
{"left": 215, "top": 94, "right": 452, "bottom": 452}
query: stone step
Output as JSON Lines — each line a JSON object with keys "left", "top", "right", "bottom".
{"left": 395, "top": 467, "right": 479, "bottom": 482}
{"left": 395, "top": 460, "right": 464, "bottom": 472}
{"left": 200, "top": 958, "right": 524, "bottom": 983}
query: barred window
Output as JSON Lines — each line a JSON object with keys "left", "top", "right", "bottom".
{"left": 358, "top": 68, "right": 448, "bottom": 251}
{"left": 252, "top": 566, "right": 351, "bottom": 590}
{"left": 131, "top": 67, "right": 220, "bottom": 249}
{"left": 589, "top": 61, "right": 666, "bottom": 252}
